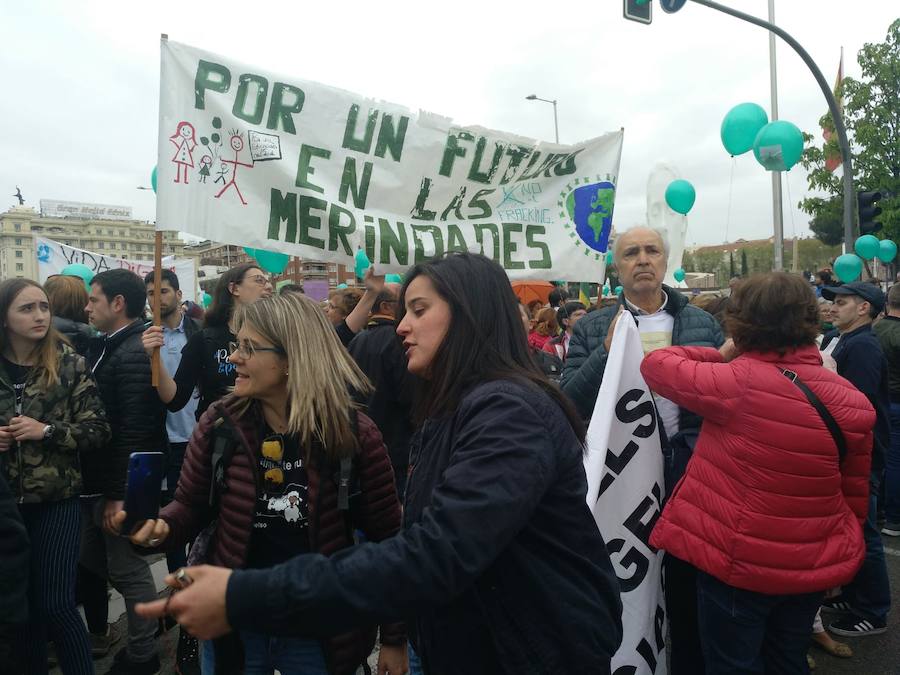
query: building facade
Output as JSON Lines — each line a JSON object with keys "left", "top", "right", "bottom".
{"left": 0, "top": 204, "right": 184, "bottom": 281}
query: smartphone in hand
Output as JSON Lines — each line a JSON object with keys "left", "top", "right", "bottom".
{"left": 120, "top": 452, "right": 165, "bottom": 537}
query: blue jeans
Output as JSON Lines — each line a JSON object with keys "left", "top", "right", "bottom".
{"left": 842, "top": 471, "right": 892, "bottom": 622}
{"left": 696, "top": 571, "right": 822, "bottom": 674}
{"left": 201, "top": 631, "right": 328, "bottom": 675}
{"left": 886, "top": 403, "right": 900, "bottom": 523}
{"left": 408, "top": 644, "right": 424, "bottom": 675}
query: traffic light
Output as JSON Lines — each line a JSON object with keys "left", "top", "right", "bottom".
{"left": 858, "top": 191, "right": 883, "bottom": 235}
{"left": 624, "top": 0, "right": 652, "bottom": 24}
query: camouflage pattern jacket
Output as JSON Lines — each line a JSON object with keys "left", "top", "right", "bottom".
{"left": 1, "top": 344, "right": 111, "bottom": 503}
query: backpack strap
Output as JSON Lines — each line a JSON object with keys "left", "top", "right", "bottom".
{"left": 781, "top": 369, "right": 848, "bottom": 463}
{"left": 209, "top": 415, "right": 239, "bottom": 508}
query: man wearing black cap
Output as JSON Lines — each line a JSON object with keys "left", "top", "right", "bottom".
{"left": 820, "top": 281, "right": 892, "bottom": 637}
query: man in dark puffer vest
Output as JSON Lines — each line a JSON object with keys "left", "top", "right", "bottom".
{"left": 561, "top": 227, "right": 723, "bottom": 675}
{"left": 83, "top": 269, "right": 167, "bottom": 675}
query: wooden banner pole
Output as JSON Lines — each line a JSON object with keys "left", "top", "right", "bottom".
{"left": 152, "top": 231, "right": 162, "bottom": 387}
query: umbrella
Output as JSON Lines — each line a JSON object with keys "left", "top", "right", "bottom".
{"left": 510, "top": 280, "right": 557, "bottom": 307}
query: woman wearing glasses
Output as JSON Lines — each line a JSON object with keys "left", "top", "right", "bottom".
{"left": 134, "top": 254, "right": 622, "bottom": 675}
{"left": 124, "top": 293, "right": 406, "bottom": 675}
{"left": 142, "top": 263, "right": 273, "bottom": 419}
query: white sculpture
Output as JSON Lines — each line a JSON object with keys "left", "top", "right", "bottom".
{"left": 646, "top": 162, "right": 688, "bottom": 287}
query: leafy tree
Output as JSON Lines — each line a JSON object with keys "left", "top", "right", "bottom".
{"left": 740, "top": 249, "right": 749, "bottom": 277}
{"left": 799, "top": 19, "right": 900, "bottom": 244}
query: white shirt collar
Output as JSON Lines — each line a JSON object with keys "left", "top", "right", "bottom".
{"left": 624, "top": 291, "right": 668, "bottom": 316}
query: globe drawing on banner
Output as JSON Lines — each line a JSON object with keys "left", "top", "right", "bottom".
{"left": 562, "top": 176, "right": 616, "bottom": 259}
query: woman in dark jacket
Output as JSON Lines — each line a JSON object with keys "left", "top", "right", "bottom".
{"left": 142, "top": 263, "right": 272, "bottom": 419}
{"left": 44, "top": 274, "right": 96, "bottom": 356}
{"left": 125, "top": 293, "right": 406, "bottom": 675}
{"left": 0, "top": 278, "right": 111, "bottom": 674}
{"left": 135, "top": 253, "right": 623, "bottom": 675}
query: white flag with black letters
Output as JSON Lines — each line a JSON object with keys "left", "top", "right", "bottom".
{"left": 585, "top": 311, "right": 667, "bottom": 675}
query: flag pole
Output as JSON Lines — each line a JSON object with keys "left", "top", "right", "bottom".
{"left": 151, "top": 231, "right": 162, "bottom": 387}
{"left": 767, "top": 0, "right": 784, "bottom": 271}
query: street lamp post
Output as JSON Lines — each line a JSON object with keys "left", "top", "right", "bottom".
{"left": 526, "top": 94, "right": 559, "bottom": 143}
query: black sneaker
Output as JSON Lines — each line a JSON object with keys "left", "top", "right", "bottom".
{"left": 91, "top": 625, "right": 122, "bottom": 658}
{"left": 104, "top": 647, "right": 161, "bottom": 675}
{"left": 822, "top": 596, "right": 853, "bottom": 613}
{"left": 829, "top": 615, "right": 888, "bottom": 637}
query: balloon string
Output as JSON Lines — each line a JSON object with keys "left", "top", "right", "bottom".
{"left": 724, "top": 158, "right": 736, "bottom": 244}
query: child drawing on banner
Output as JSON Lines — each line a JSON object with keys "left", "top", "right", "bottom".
{"left": 198, "top": 155, "right": 212, "bottom": 183}
{"left": 215, "top": 130, "right": 254, "bottom": 205}
{"left": 214, "top": 160, "right": 229, "bottom": 186}
{"left": 169, "top": 121, "right": 197, "bottom": 184}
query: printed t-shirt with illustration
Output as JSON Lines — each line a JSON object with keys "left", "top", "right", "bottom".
{"left": 245, "top": 427, "right": 311, "bottom": 569}
{"left": 624, "top": 297, "right": 679, "bottom": 439}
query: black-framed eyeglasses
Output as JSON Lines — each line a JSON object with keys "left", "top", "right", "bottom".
{"left": 228, "top": 340, "right": 286, "bottom": 359}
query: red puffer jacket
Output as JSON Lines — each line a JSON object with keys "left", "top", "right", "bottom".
{"left": 160, "top": 395, "right": 404, "bottom": 674}
{"left": 642, "top": 344, "right": 874, "bottom": 595}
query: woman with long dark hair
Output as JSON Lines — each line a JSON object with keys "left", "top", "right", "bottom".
{"left": 135, "top": 253, "right": 623, "bottom": 675}
{"left": 142, "top": 263, "right": 272, "bottom": 418}
{"left": 0, "top": 279, "right": 110, "bottom": 674}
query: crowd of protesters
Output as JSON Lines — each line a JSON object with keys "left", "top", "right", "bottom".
{"left": 0, "top": 225, "right": 896, "bottom": 675}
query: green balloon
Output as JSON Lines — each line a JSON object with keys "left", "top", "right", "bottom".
{"left": 243, "top": 247, "right": 290, "bottom": 274}
{"left": 355, "top": 249, "right": 371, "bottom": 279}
{"left": 605, "top": 251, "right": 614, "bottom": 265}
{"left": 151, "top": 166, "right": 158, "bottom": 194}
{"left": 878, "top": 240, "right": 898, "bottom": 263}
{"left": 201, "top": 292, "right": 212, "bottom": 308}
{"left": 614, "top": 285, "right": 623, "bottom": 295}
{"left": 752, "top": 120, "right": 804, "bottom": 171}
{"left": 673, "top": 268, "right": 686, "bottom": 283}
{"left": 336, "top": 283, "right": 348, "bottom": 289}
{"left": 61, "top": 263, "right": 95, "bottom": 292}
{"left": 385, "top": 274, "right": 403, "bottom": 283}
{"left": 854, "top": 234, "right": 880, "bottom": 260}
{"left": 665, "top": 180, "right": 696, "bottom": 215}
{"left": 833, "top": 253, "right": 863, "bottom": 283}
{"left": 720, "top": 103, "right": 769, "bottom": 156}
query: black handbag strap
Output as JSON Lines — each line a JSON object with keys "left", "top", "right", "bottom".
{"left": 781, "top": 369, "right": 847, "bottom": 463}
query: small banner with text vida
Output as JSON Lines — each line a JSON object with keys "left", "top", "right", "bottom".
{"left": 157, "top": 39, "right": 623, "bottom": 280}
{"left": 585, "top": 312, "right": 667, "bottom": 675}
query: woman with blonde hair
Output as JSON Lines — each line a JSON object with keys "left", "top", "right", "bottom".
{"left": 121, "top": 293, "right": 405, "bottom": 675}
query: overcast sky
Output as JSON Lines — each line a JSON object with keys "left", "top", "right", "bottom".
{"left": 2, "top": 0, "right": 896, "bottom": 247}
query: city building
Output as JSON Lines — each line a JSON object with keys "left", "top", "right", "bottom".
{"left": 0, "top": 201, "right": 184, "bottom": 280}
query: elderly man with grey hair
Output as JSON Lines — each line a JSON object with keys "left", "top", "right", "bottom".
{"left": 560, "top": 225, "right": 723, "bottom": 675}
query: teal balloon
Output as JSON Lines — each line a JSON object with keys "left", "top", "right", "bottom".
{"left": 336, "top": 283, "right": 348, "bottom": 289}
{"left": 673, "top": 268, "right": 686, "bottom": 283}
{"left": 200, "top": 292, "right": 212, "bottom": 308}
{"left": 833, "top": 253, "right": 863, "bottom": 283}
{"left": 602, "top": 284, "right": 610, "bottom": 296}
{"left": 385, "top": 273, "right": 403, "bottom": 283}
{"left": 355, "top": 249, "right": 371, "bottom": 279}
{"left": 243, "top": 247, "right": 290, "bottom": 274}
{"left": 752, "top": 120, "right": 804, "bottom": 171}
{"left": 605, "top": 250, "right": 614, "bottom": 265}
{"left": 720, "top": 102, "right": 769, "bottom": 156}
{"left": 151, "top": 166, "right": 158, "bottom": 194}
{"left": 854, "top": 234, "right": 880, "bottom": 260}
{"left": 614, "top": 285, "right": 623, "bottom": 295}
{"left": 665, "top": 180, "right": 696, "bottom": 215}
{"left": 61, "top": 263, "right": 94, "bottom": 291}
{"left": 878, "top": 239, "right": 898, "bottom": 264}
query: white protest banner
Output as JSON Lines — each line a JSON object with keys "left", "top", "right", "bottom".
{"left": 157, "top": 39, "right": 623, "bottom": 281}
{"left": 584, "top": 312, "right": 667, "bottom": 675}
{"left": 34, "top": 237, "right": 197, "bottom": 302}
